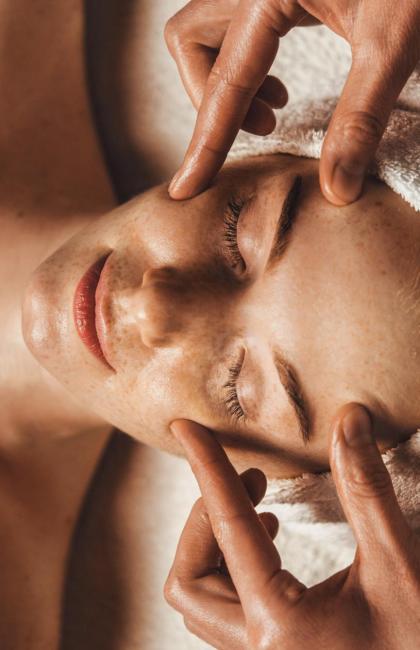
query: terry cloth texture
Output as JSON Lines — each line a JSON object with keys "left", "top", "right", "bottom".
{"left": 255, "top": 431, "right": 420, "bottom": 589}
{"left": 230, "top": 29, "right": 420, "bottom": 211}
{"left": 264, "top": 431, "right": 420, "bottom": 532}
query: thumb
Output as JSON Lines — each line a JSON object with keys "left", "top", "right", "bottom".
{"left": 330, "top": 403, "right": 412, "bottom": 559}
{"left": 320, "top": 54, "right": 410, "bottom": 206}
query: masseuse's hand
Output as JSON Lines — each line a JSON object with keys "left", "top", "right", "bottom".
{"left": 166, "top": 0, "right": 420, "bottom": 205}
{"left": 165, "top": 404, "right": 420, "bottom": 650}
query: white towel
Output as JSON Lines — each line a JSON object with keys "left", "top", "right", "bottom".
{"left": 259, "top": 431, "right": 420, "bottom": 586}
{"left": 230, "top": 27, "right": 420, "bottom": 211}
{"left": 263, "top": 431, "right": 420, "bottom": 530}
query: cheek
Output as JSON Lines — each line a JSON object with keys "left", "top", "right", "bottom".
{"left": 90, "top": 351, "right": 207, "bottom": 442}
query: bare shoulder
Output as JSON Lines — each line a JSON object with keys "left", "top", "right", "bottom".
{"left": 61, "top": 430, "right": 198, "bottom": 649}
{"left": 84, "top": 0, "right": 192, "bottom": 201}
{"left": 61, "top": 431, "right": 153, "bottom": 649}
{"left": 0, "top": 424, "right": 111, "bottom": 650}
{"left": 0, "top": 0, "right": 114, "bottom": 216}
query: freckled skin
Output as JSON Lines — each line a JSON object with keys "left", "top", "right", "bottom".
{"left": 23, "top": 155, "right": 420, "bottom": 478}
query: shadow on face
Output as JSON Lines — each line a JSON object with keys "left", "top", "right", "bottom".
{"left": 22, "top": 155, "right": 420, "bottom": 478}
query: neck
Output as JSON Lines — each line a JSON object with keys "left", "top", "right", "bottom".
{"left": 0, "top": 0, "right": 115, "bottom": 445}
{"left": 0, "top": 211, "right": 111, "bottom": 445}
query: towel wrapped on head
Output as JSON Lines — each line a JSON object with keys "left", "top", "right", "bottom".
{"left": 227, "top": 26, "right": 420, "bottom": 583}
{"left": 228, "top": 23, "right": 420, "bottom": 212}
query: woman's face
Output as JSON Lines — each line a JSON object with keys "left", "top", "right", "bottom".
{"left": 23, "top": 155, "right": 420, "bottom": 477}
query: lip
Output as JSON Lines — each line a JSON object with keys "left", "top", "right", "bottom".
{"left": 73, "top": 253, "right": 114, "bottom": 370}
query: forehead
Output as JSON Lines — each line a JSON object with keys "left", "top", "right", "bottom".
{"left": 133, "top": 153, "right": 312, "bottom": 212}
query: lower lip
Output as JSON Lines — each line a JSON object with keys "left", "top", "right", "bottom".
{"left": 73, "top": 254, "right": 113, "bottom": 369}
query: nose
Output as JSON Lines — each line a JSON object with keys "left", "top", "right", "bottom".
{"left": 116, "top": 267, "right": 188, "bottom": 348}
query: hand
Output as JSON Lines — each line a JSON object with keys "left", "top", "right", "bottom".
{"left": 166, "top": 0, "right": 420, "bottom": 205}
{"left": 165, "top": 404, "right": 420, "bottom": 649}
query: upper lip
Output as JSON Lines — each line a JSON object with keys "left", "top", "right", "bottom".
{"left": 73, "top": 252, "right": 115, "bottom": 370}
{"left": 95, "top": 252, "right": 115, "bottom": 369}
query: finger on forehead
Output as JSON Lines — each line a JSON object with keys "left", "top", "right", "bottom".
{"left": 171, "top": 420, "right": 281, "bottom": 607}
{"left": 175, "top": 43, "right": 279, "bottom": 134}
{"left": 170, "top": 0, "right": 300, "bottom": 198}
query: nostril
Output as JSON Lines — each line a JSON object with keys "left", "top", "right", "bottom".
{"left": 141, "top": 267, "right": 156, "bottom": 289}
{"left": 141, "top": 266, "right": 177, "bottom": 289}
{"left": 139, "top": 328, "right": 169, "bottom": 349}
{"left": 117, "top": 275, "right": 182, "bottom": 349}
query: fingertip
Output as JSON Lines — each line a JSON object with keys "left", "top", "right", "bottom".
{"left": 168, "top": 172, "right": 182, "bottom": 199}
{"left": 170, "top": 419, "right": 208, "bottom": 442}
{"left": 243, "top": 98, "right": 277, "bottom": 136}
{"left": 168, "top": 171, "right": 195, "bottom": 200}
{"left": 256, "top": 76, "right": 289, "bottom": 109}
{"left": 320, "top": 126, "right": 369, "bottom": 206}
{"left": 341, "top": 405, "right": 373, "bottom": 448}
{"left": 248, "top": 466, "right": 267, "bottom": 487}
{"left": 328, "top": 164, "right": 364, "bottom": 205}
{"left": 241, "top": 467, "right": 267, "bottom": 502}
{"left": 330, "top": 403, "right": 373, "bottom": 459}
{"left": 259, "top": 511, "right": 279, "bottom": 540}
{"left": 320, "top": 176, "right": 351, "bottom": 207}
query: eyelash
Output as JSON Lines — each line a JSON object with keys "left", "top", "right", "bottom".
{"left": 223, "top": 197, "right": 246, "bottom": 272}
{"left": 223, "top": 359, "right": 245, "bottom": 422}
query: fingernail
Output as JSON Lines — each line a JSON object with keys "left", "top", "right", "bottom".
{"left": 168, "top": 170, "right": 182, "bottom": 196}
{"left": 170, "top": 420, "right": 184, "bottom": 442}
{"left": 340, "top": 405, "right": 373, "bottom": 447}
{"left": 331, "top": 162, "right": 364, "bottom": 205}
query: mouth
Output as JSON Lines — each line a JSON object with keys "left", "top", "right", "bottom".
{"left": 73, "top": 253, "right": 114, "bottom": 370}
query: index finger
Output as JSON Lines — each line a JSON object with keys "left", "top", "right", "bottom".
{"left": 169, "top": 0, "right": 303, "bottom": 200}
{"left": 170, "top": 419, "right": 289, "bottom": 612}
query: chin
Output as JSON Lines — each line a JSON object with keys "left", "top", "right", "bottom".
{"left": 21, "top": 263, "right": 82, "bottom": 394}
{"left": 22, "top": 269, "right": 59, "bottom": 365}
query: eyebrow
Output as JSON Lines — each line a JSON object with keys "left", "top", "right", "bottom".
{"left": 268, "top": 175, "right": 303, "bottom": 268}
{"left": 273, "top": 349, "right": 311, "bottom": 443}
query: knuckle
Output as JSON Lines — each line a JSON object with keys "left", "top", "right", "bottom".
{"left": 164, "top": 15, "right": 185, "bottom": 54}
{"left": 345, "top": 464, "right": 392, "bottom": 499}
{"left": 208, "top": 64, "right": 254, "bottom": 99}
{"left": 192, "top": 495, "right": 205, "bottom": 514}
{"left": 163, "top": 574, "right": 185, "bottom": 609}
{"left": 256, "top": 0, "right": 303, "bottom": 35}
{"left": 193, "top": 500, "right": 211, "bottom": 528}
{"left": 183, "top": 616, "right": 210, "bottom": 644}
{"left": 164, "top": 17, "right": 177, "bottom": 47}
{"left": 212, "top": 511, "right": 251, "bottom": 540}
{"left": 336, "top": 111, "right": 384, "bottom": 148}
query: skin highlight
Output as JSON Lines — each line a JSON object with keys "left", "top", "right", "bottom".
{"left": 0, "top": 2, "right": 418, "bottom": 645}
{"left": 23, "top": 154, "right": 420, "bottom": 478}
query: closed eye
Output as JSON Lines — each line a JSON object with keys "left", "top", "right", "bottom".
{"left": 223, "top": 196, "right": 246, "bottom": 274}
{"left": 223, "top": 348, "right": 246, "bottom": 422}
